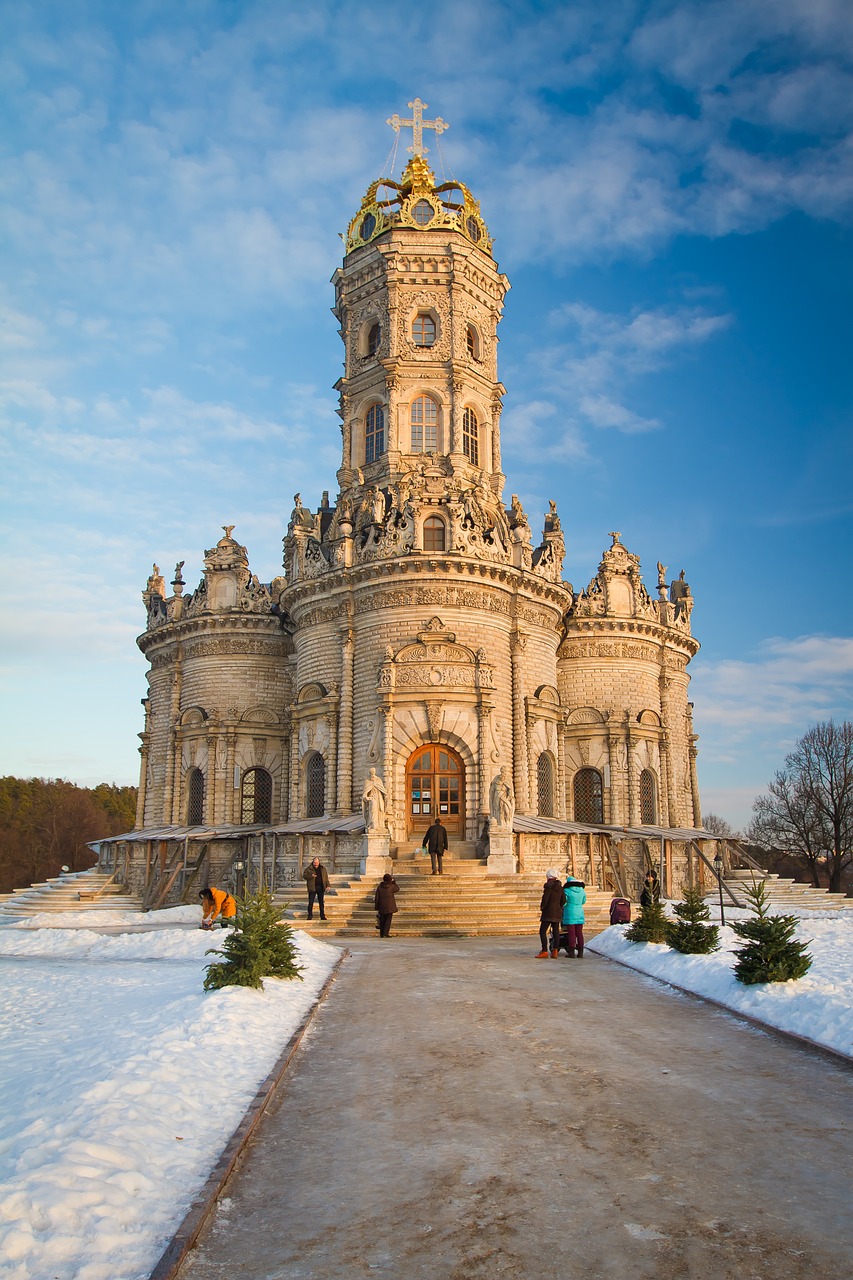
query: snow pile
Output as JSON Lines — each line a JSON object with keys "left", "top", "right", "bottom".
{"left": 589, "top": 912, "right": 853, "bottom": 1059}
{"left": 0, "top": 923, "right": 339, "bottom": 1280}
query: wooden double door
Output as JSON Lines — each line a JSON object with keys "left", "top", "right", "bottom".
{"left": 405, "top": 744, "right": 465, "bottom": 841}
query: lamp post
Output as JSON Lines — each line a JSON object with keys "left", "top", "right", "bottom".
{"left": 713, "top": 849, "right": 726, "bottom": 928}
{"left": 234, "top": 860, "right": 245, "bottom": 898}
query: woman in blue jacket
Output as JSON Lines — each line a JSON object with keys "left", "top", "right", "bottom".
{"left": 561, "top": 876, "right": 587, "bottom": 957}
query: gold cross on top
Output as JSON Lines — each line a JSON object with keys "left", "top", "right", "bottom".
{"left": 387, "top": 98, "right": 449, "bottom": 156}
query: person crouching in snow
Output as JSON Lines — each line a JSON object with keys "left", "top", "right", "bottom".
{"left": 537, "top": 869, "right": 566, "bottom": 958}
{"left": 561, "top": 875, "right": 587, "bottom": 957}
{"left": 199, "top": 887, "right": 236, "bottom": 930}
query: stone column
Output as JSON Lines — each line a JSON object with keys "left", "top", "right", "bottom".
{"left": 556, "top": 721, "right": 567, "bottom": 819}
{"left": 337, "top": 628, "right": 354, "bottom": 814}
{"left": 326, "top": 711, "right": 338, "bottom": 815}
{"left": 289, "top": 718, "right": 300, "bottom": 819}
{"left": 689, "top": 737, "right": 702, "bottom": 828}
{"left": 476, "top": 703, "right": 491, "bottom": 823}
{"left": 606, "top": 734, "right": 619, "bottom": 825}
{"left": 626, "top": 727, "right": 637, "bottom": 825}
{"left": 511, "top": 634, "right": 529, "bottom": 812}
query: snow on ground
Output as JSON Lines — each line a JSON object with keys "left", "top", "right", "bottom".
{"left": 1, "top": 904, "right": 852, "bottom": 1280}
{"left": 589, "top": 906, "right": 853, "bottom": 1060}
{"left": 0, "top": 911, "right": 339, "bottom": 1280}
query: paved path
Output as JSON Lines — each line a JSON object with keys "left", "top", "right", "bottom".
{"left": 178, "top": 939, "right": 853, "bottom": 1280}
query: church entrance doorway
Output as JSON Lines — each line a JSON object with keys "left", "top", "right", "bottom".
{"left": 406, "top": 744, "right": 465, "bottom": 841}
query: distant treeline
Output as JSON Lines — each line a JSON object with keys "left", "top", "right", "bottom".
{"left": 0, "top": 777, "right": 138, "bottom": 895}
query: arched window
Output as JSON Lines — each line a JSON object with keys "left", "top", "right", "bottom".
{"left": 412, "top": 199, "right": 434, "bottom": 226}
{"left": 537, "top": 753, "right": 554, "bottom": 817}
{"left": 365, "top": 404, "right": 385, "bottom": 464}
{"left": 367, "top": 322, "right": 381, "bottom": 356}
{"left": 640, "top": 770, "right": 657, "bottom": 825}
{"left": 462, "top": 407, "right": 479, "bottom": 466}
{"left": 410, "top": 395, "right": 439, "bottom": 452}
{"left": 573, "top": 768, "right": 603, "bottom": 824}
{"left": 412, "top": 313, "right": 436, "bottom": 347}
{"left": 187, "top": 768, "right": 205, "bottom": 826}
{"left": 423, "top": 515, "right": 446, "bottom": 552}
{"left": 241, "top": 768, "right": 272, "bottom": 824}
{"left": 306, "top": 753, "right": 325, "bottom": 819}
{"left": 466, "top": 326, "right": 477, "bottom": 358}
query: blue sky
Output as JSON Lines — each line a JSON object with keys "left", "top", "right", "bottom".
{"left": 1, "top": 0, "right": 851, "bottom": 831}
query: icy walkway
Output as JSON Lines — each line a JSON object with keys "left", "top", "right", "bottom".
{"left": 177, "top": 937, "right": 853, "bottom": 1280}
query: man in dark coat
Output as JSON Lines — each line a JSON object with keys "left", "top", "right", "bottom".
{"left": 422, "top": 817, "right": 448, "bottom": 875}
{"left": 302, "top": 856, "right": 330, "bottom": 920}
{"left": 640, "top": 869, "right": 661, "bottom": 908}
{"left": 373, "top": 872, "right": 400, "bottom": 938}
{"left": 537, "top": 869, "right": 566, "bottom": 958}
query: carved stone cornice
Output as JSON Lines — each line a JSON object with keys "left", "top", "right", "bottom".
{"left": 138, "top": 612, "right": 287, "bottom": 658}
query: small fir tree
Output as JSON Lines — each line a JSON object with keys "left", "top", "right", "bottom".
{"left": 204, "top": 891, "right": 304, "bottom": 991}
{"left": 731, "top": 881, "right": 812, "bottom": 985}
{"left": 666, "top": 884, "right": 720, "bottom": 955}
{"left": 625, "top": 895, "right": 670, "bottom": 943}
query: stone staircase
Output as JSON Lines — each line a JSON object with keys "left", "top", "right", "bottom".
{"left": 0, "top": 869, "right": 143, "bottom": 920}
{"left": 276, "top": 859, "right": 617, "bottom": 939}
{"left": 709, "top": 867, "right": 853, "bottom": 914}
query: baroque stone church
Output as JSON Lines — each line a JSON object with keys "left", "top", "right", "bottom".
{"left": 107, "top": 104, "right": 705, "bottom": 906}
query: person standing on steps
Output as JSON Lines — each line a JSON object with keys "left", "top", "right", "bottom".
{"left": 422, "top": 816, "right": 448, "bottom": 875}
{"left": 302, "top": 856, "right": 329, "bottom": 920}
{"left": 373, "top": 872, "right": 400, "bottom": 938}
{"left": 561, "top": 875, "right": 587, "bottom": 957}
{"left": 537, "top": 869, "right": 566, "bottom": 958}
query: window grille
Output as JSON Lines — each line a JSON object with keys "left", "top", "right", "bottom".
{"left": 187, "top": 768, "right": 205, "bottom": 826}
{"left": 640, "top": 770, "right": 657, "bottom": 825}
{"left": 412, "top": 313, "right": 436, "bottom": 347}
{"left": 241, "top": 768, "right": 272, "bottom": 824}
{"left": 462, "top": 407, "right": 479, "bottom": 465}
{"left": 537, "top": 754, "right": 554, "bottom": 817}
{"left": 573, "top": 768, "right": 603, "bottom": 823}
{"left": 306, "top": 753, "right": 325, "bottom": 818}
{"left": 423, "top": 515, "right": 446, "bottom": 552}
{"left": 365, "top": 404, "right": 385, "bottom": 463}
{"left": 410, "top": 396, "right": 439, "bottom": 452}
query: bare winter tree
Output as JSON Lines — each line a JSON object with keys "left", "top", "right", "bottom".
{"left": 702, "top": 813, "right": 740, "bottom": 839}
{"left": 747, "top": 720, "right": 853, "bottom": 893}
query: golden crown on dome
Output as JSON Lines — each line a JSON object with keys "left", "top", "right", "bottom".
{"left": 344, "top": 99, "right": 492, "bottom": 256}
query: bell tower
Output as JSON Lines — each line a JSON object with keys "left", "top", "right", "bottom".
{"left": 333, "top": 115, "right": 510, "bottom": 517}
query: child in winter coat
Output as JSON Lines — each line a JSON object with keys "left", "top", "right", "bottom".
{"left": 561, "top": 876, "right": 587, "bottom": 957}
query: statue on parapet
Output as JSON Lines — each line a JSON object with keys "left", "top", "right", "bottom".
{"left": 489, "top": 766, "right": 515, "bottom": 832}
{"left": 361, "top": 768, "right": 388, "bottom": 833}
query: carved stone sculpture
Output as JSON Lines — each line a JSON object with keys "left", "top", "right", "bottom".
{"left": 361, "top": 768, "right": 387, "bottom": 833}
{"left": 489, "top": 766, "right": 515, "bottom": 831}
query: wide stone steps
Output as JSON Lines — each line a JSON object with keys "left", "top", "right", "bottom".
{"left": 707, "top": 868, "right": 853, "bottom": 913}
{"left": 0, "top": 869, "right": 143, "bottom": 919}
{"left": 276, "top": 864, "right": 617, "bottom": 938}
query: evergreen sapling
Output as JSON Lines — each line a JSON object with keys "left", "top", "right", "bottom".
{"left": 666, "top": 884, "right": 720, "bottom": 954}
{"left": 731, "top": 881, "right": 812, "bottom": 985}
{"left": 625, "top": 895, "right": 670, "bottom": 943}
{"left": 204, "top": 891, "right": 304, "bottom": 991}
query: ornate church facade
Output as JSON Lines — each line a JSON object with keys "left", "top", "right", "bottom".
{"left": 115, "top": 108, "right": 704, "bottom": 904}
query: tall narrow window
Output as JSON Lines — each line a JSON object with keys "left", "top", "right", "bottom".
{"left": 241, "top": 768, "right": 272, "bottom": 824}
{"left": 573, "top": 768, "right": 603, "bottom": 824}
{"left": 365, "top": 404, "right": 385, "bottom": 464}
{"left": 412, "top": 313, "right": 436, "bottom": 347}
{"left": 367, "top": 322, "right": 381, "bottom": 356}
{"left": 410, "top": 395, "right": 439, "bottom": 452}
{"left": 537, "top": 753, "right": 554, "bottom": 817}
{"left": 639, "top": 770, "right": 657, "bottom": 825}
{"left": 466, "top": 326, "right": 477, "bottom": 358}
{"left": 187, "top": 768, "right": 205, "bottom": 826}
{"left": 306, "top": 753, "right": 325, "bottom": 818}
{"left": 423, "top": 515, "right": 446, "bottom": 552}
{"left": 462, "top": 407, "right": 479, "bottom": 465}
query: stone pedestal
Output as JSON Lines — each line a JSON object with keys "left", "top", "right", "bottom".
{"left": 360, "top": 832, "right": 392, "bottom": 878}
{"left": 487, "top": 830, "right": 516, "bottom": 875}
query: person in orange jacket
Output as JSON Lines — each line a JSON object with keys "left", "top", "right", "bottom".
{"left": 199, "top": 887, "right": 237, "bottom": 930}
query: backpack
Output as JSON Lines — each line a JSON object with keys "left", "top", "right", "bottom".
{"left": 610, "top": 897, "right": 631, "bottom": 924}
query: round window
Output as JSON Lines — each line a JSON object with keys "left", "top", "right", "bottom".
{"left": 466, "top": 216, "right": 481, "bottom": 242}
{"left": 412, "top": 200, "right": 434, "bottom": 226}
{"left": 360, "top": 213, "right": 376, "bottom": 240}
